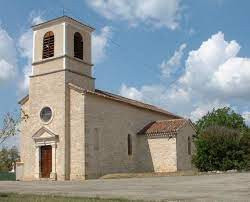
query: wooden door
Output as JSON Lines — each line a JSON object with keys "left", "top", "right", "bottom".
{"left": 41, "top": 145, "right": 52, "bottom": 178}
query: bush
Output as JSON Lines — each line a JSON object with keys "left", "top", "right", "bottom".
{"left": 192, "top": 126, "right": 250, "bottom": 171}
{"left": 239, "top": 131, "right": 250, "bottom": 170}
{"left": 0, "top": 146, "right": 19, "bottom": 172}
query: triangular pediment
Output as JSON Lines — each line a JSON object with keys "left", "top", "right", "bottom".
{"left": 32, "top": 127, "right": 58, "bottom": 140}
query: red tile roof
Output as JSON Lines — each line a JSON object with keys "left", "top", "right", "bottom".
{"left": 138, "top": 119, "right": 193, "bottom": 135}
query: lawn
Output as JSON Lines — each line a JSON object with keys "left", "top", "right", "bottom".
{"left": 0, "top": 193, "right": 143, "bottom": 202}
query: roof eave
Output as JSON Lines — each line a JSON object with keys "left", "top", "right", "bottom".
{"left": 87, "top": 90, "right": 181, "bottom": 119}
{"left": 139, "top": 131, "right": 177, "bottom": 137}
{"left": 18, "top": 95, "right": 29, "bottom": 105}
{"left": 32, "top": 16, "right": 95, "bottom": 32}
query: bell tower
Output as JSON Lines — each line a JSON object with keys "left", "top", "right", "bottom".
{"left": 27, "top": 16, "right": 95, "bottom": 180}
{"left": 32, "top": 16, "right": 95, "bottom": 90}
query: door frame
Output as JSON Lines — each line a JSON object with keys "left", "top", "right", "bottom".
{"left": 32, "top": 127, "right": 58, "bottom": 180}
{"left": 35, "top": 143, "right": 57, "bottom": 180}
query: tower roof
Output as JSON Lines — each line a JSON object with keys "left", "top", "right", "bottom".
{"left": 32, "top": 16, "right": 95, "bottom": 32}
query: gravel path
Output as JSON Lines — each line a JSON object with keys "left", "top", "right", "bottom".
{"left": 0, "top": 172, "right": 249, "bottom": 201}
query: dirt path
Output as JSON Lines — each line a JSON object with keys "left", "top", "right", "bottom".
{"left": 0, "top": 172, "right": 249, "bottom": 201}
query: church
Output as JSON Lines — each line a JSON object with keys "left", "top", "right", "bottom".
{"left": 18, "top": 16, "right": 196, "bottom": 181}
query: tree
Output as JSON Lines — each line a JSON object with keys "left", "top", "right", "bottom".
{"left": 239, "top": 130, "right": 250, "bottom": 170}
{"left": 192, "top": 126, "right": 249, "bottom": 171}
{"left": 0, "top": 110, "right": 28, "bottom": 145}
{"left": 193, "top": 107, "right": 250, "bottom": 171}
{"left": 196, "top": 107, "right": 247, "bottom": 135}
{"left": 0, "top": 146, "right": 19, "bottom": 172}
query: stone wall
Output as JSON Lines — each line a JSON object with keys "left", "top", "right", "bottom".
{"left": 20, "top": 71, "right": 67, "bottom": 180}
{"left": 176, "top": 124, "right": 196, "bottom": 170}
{"left": 69, "top": 87, "right": 86, "bottom": 180}
{"left": 84, "top": 93, "right": 176, "bottom": 179}
{"left": 147, "top": 137, "right": 177, "bottom": 172}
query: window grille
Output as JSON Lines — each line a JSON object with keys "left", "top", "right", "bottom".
{"left": 43, "top": 31, "right": 54, "bottom": 59}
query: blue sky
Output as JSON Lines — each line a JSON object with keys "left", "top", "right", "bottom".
{"left": 1, "top": 0, "right": 250, "bottom": 145}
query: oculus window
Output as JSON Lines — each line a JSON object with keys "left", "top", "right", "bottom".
{"left": 40, "top": 107, "right": 52, "bottom": 122}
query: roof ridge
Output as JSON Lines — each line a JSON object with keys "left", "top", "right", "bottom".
{"left": 155, "top": 118, "right": 186, "bottom": 123}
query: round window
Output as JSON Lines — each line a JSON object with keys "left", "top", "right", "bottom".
{"left": 40, "top": 107, "right": 52, "bottom": 122}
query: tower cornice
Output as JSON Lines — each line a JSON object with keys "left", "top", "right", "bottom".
{"left": 32, "top": 54, "right": 94, "bottom": 67}
{"left": 32, "top": 16, "right": 95, "bottom": 32}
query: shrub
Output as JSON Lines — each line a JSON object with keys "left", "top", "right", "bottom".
{"left": 0, "top": 146, "right": 19, "bottom": 172}
{"left": 192, "top": 126, "right": 249, "bottom": 171}
{"left": 239, "top": 131, "right": 250, "bottom": 170}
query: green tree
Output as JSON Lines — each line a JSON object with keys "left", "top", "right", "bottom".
{"left": 193, "top": 107, "right": 250, "bottom": 171}
{"left": 196, "top": 107, "right": 247, "bottom": 135}
{"left": 239, "top": 130, "right": 250, "bottom": 170}
{"left": 192, "top": 126, "right": 249, "bottom": 171}
{"left": 0, "top": 146, "right": 19, "bottom": 172}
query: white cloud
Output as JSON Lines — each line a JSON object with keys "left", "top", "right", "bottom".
{"left": 19, "top": 64, "right": 32, "bottom": 93}
{"left": 0, "top": 26, "right": 17, "bottom": 83}
{"left": 18, "top": 27, "right": 34, "bottom": 92}
{"left": 31, "top": 16, "right": 44, "bottom": 25}
{"left": 87, "top": 0, "right": 182, "bottom": 30}
{"left": 211, "top": 57, "right": 250, "bottom": 99}
{"left": 120, "top": 32, "right": 250, "bottom": 121}
{"left": 190, "top": 101, "right": 229, "bottom": 122}
{"left": 92, "top": 26, "right": 112, "bottom": 64}
{"left": 18, "top": 28, "right": 33, "bottom": 60}
{"left": 180, "top": 32, "right": 241, "bottom": 95}
{"left": 0, "top": 60, "right": 15, "bottom": 82}
{"left": 18, "top": 15, "right": 44, "bottom": 93}
{"left": 120, "top": 84, "right": 143, "bottom": 101}
{"left": 120, "top": 83, "right": 191, "bottom": 117}
{"left": 242, "top": 111, "right": 250, "bottom": 126}
{"left": 180, "top": 32, "right": 250, "bottom": 101}
{"left": 160, "top": 43, "right": 186, "bottom": 78}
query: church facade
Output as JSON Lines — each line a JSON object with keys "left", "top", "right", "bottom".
{"left": 18, "top": 16, "right": 196, "bottom": 181}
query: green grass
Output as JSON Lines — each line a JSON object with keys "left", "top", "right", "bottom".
{"left": 0, "top": 172, "right": 16, "bottom": 181}
{"left": 0, "top": 193, "right": 143, "bottom": 202}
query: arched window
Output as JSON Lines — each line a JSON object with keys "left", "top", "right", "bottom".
{"left": 188, "top": 136, "right": 191, "bottom": 155}
{"left": 74, "top": 32, "right": 83, "bottom": 60}
{"left": 43, "top": 31, "right": 54, "bottom": 59}
{"left": 128, "top": 134, "right": 132, "bottom": 156}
